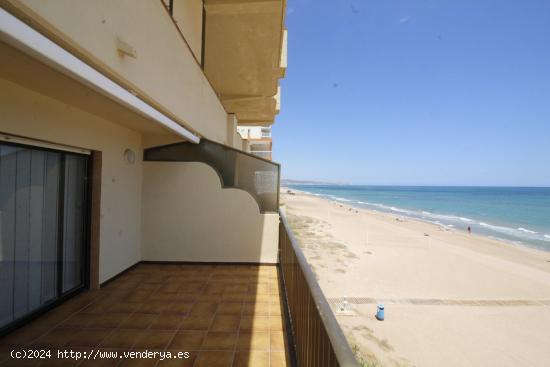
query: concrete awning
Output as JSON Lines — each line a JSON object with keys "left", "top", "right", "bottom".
{"left": 0, "top": 8, "right": 200, "bottom": 143}
{"left": 203, "top": 0, "right": 287, "bottom": 126}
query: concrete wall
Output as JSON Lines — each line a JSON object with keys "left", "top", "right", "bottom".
{"left": 141, "top": 162, "right": 279, "bottom": 263}
{"left": 225, "top": 114, "right": 244, "bottom": 150}
{"left": 4, "top": 0, "right": 227, "bottom": 143}
{"left": 233, "top": 133, "right": 244, "bottom": 151}
{"left": 0, "top": 75, "right": 279, "bottom": 287}
{"left": 0, "top": 77, "right": 143, "bottom": 283}
{"left": 172, "top": 0, "right": 203, "bottom": 63}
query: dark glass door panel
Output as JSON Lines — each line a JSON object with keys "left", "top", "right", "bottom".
{"left": 0, "top": 144, "right": 17, "bottom": 327}
{"left": 62, "top": 155, "right": 88, "bottom": 292}
{"left": 0, "top": 142, "right": 88, "bottom": 331}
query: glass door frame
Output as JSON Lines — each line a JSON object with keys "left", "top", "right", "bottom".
{"left": 0, "top": 140, "right": 92, "bottom": 336}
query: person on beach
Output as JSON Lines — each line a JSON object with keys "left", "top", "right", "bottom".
{"left": 468, "top": 226, "right": 471, "bottom": 233}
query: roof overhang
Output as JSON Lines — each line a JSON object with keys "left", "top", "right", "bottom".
{"left": 203, "top": 0, "right": 286, "bottom": 126}
{"left": 0, "top": 7, "right": 200, "bottom": 143}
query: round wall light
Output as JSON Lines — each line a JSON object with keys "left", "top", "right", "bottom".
{"left": 124, "top": 148, "right": 136, "bottom": 164}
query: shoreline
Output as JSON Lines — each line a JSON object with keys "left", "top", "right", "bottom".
{"left": 280, "top": 188, "right": 550, "bottom": 367}
{"left": 283, "top": 186, "right": 550, "bottom": 256}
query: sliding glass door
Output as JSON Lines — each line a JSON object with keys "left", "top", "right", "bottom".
{"left": 0, "top": 142, "right": 89, "bottom": 332}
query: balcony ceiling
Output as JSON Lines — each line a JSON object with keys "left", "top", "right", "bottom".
{"left": 204, "top": 0, "right": 286, "bottom": 126}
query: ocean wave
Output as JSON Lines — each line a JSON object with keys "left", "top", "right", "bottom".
{"left": 478, "top": 222, "right": 550, "bottom": 242}
{"left": 362, "top": 202, "right": 415, "bottom": 215}
{"left": 356, "top": 201, "right": 473, "bottom": 223}
{"left": 390, "top": 206, "right": 411, "bottom": 214}
{"left": 420, "top": 212, "right": 474, "bottom": 224}
{"left": 487, "top": 235, "right": 524, "bottom": 246}
{"left": 334, "top": 197, "right": 352, "bottom": 202}
{"left": 297, "top": 188, "right": 549, "bottom": 246}
{"left": 366, "top": 203, "right": 547, "bottom": 244}
{"left": 479, "top": 222, "right": 515, "bottom": 234}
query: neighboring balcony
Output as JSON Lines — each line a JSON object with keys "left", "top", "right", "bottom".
{"left": 250, "top": 150, "right": 273, "bottom": 161}
{"left": 238, "top": 128, "right": 274, "bottom": 161}
{"left": 249, "top": 141, "right": 273, "bottom": 161}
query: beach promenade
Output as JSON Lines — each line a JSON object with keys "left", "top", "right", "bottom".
{"left": 281, "top": 189, "right": 550, "bottom": 367}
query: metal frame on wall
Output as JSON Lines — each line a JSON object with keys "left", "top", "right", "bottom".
{"left": 144, "top": 138, "right": 281, "bottom": 213}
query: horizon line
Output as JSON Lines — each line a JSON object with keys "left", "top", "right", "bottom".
{"left": 282, "top": 181, "right": 550, "bottom": 188}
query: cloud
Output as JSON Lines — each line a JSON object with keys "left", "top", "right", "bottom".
{"left": 399, "top": 16, "right": 411, "bottom": 24}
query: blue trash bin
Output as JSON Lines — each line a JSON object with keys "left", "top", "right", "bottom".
{"left": 376, "top": 304, "right": 385, "bottom": 321}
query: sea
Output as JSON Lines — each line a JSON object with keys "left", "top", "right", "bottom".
{"left": 286, "top": 185, "right": 550, "bottom": 251}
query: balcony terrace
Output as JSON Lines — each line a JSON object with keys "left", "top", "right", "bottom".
{"left": 0, "top": 264, "right": 292, "bottom": 367}
{"left": 0, "top": 214, "right": 359, "bottom": 367}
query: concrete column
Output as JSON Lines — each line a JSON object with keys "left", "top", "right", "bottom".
{"left": 226, "top": 113, "right": 237, "bottom": 146}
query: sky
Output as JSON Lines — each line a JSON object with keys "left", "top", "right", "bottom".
{"left": 272, "top": 0, "right": 550, "bottom": 186}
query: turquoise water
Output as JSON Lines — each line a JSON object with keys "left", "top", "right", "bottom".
{"left": 286, "top": 185, "right": 550, "bottom": 251}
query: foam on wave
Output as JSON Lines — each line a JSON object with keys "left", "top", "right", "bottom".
{"left": 305, "top": 189, "right": 549, "bottom": 246}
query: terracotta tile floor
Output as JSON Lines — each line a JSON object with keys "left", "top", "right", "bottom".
{"left": 0, "top": 264, "right": 293, "bottom": 367}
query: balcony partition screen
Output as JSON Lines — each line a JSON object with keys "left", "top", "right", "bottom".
{"left": 144, "top": 138, "right": 280, "bottom": 213}
{"left": 0, "top": 142, "right": 89, "bottom": 333}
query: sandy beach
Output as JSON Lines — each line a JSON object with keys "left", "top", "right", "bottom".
{"left": 281, "top": 189, "right": 550, "bottom": 367}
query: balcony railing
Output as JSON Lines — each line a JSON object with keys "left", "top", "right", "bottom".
{"left": 144, "top": 138, "right": 279, "bottom": 212}
{"left": 278, "top": 212, "right": 359, "bottom": 367}
{"left": 250, "top": 150, "right": 272, "bottom": 160}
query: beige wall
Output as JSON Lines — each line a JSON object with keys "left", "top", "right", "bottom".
{"left": 141, "top": 162, "right": 279, "bottom": 263}
{"left": 242, "top": 139, "right": 250, "bottom": 152}
{"left": 5, "top": 0, "right": 227, "bottom": 143}
{"left": 0, "top": 75, "right": 279, "bottom": 284}
{"left": 225, "top": 113, "right": 244, "bottom": 150}
{"left": 172, "top": 0, "right": 203, "bottom": 63}
{"left": 226, "top": 114, "right": 237, "bottom": 148}
{"left": 233, "top": 133, "right": 244, "bottom": 151}
{"left": 0, "top": 77, "right": 143, "bottom": 283}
